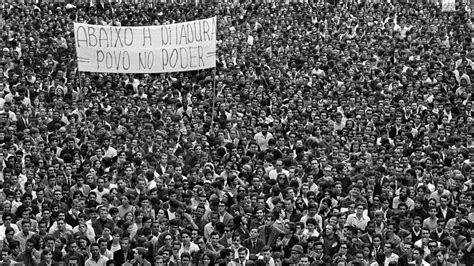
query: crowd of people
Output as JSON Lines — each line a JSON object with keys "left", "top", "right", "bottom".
{"left": 0, "top": 0, "right": 473, "bottom": 265}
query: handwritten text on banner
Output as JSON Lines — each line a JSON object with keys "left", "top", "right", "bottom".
{"left": 74, "top": 17, "right": 217, "bottom": 73}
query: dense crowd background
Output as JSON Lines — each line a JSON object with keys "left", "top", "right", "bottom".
{"left": 0, "top": 0, "right": 473, "bottom": 265}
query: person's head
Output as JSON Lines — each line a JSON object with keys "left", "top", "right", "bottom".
{"left": 21, "top": 220, "right": 31, "bottom": 233}
{"left": 120, "top": 236, "right": 130, "bottom": 251}
{"left": 232, "top": 234, "right": 242, "bottom": 246}
{"left": 1, "top": 248, "right": 11, "bottom": 262}
{"left": 306, "top": 218, "right": 317, "bottom": 232}
{"left": 2, "top": 212, "right": 12, "bottom": 225}
{"left": 291, "top": 244, "right": 304, "bottom": 261}
{"left": 440, "top": 195, "right": 449, "bottom": 208}
{"left": 383, "top": 243, "right": 394, "bottom": 255}
{"left": 412, "top": 246, "right": 424, "bottom": 261}
{"left": 99, "top": 207, "right": 108, "bottom": 220}
{"left": 40, "top": 249, "right": 53, "bottom": 262}
{"left": 90, "top": 243, "right": 100, "bottom": 259}
{"left": 372, "top": 234, "right": 382, "bottom": 247}
{"left": 133, "top": 247, "right": 147, "bottom": 261}
{"left": 308, "top": 202, "right": 317, "bottom": 216}
{"left": 25, "top": 238, "right": 35, "bottom": 253}
{"left": 403, "top": 242, "right": 413, "bottom": 255}
{"left": 201, "top": 252, "right": 214, "bottom": 265}
{"left": 413, "top": 216, "right": 422, "bottom": 229}
{"left": 237, "top": 246, "right": 247, "bottom": 261}
{"left": 210, "top": 232, "right": 220, "bottom": 244}
{"left": 98, "top": 238, "right": 108, "bottom": 252}
{"left": 180, "top": 252, "right": 191, "bottom": 265}
{"left": 261, "top": 246, "right": 272, "bottom": 262}
{"left": 435, "top": 249, "right": 445, "bottom": 263}
{"left": 354, "top": 249, "right": 365, "bottom": 262}
{"left": 220, "top": 248, "right": 233, "bottom": 262}
{"left": 300, "top": 255, "right": 310, "bottom": 265}
{"left": 162, "top": 248, "right": 172, "bottom": 262}
{"left": 181, "top": 230, "right": 191, "bottom": 244}
{"left": 285, "top": 222, "right": 296, "bottom": 235}
{"left": 249, "top": 228, "right": 259, "bottom": 239}
{"left": 210, "top": 212, "right": 219, "bottom": 224}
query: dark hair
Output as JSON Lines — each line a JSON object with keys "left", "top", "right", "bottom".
{"left": 201, "top": 252, "right": 215, "bottom": 265}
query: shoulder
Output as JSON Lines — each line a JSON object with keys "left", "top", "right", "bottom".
{"left": 113, "top": 250, "right": 123, "bottom": 256}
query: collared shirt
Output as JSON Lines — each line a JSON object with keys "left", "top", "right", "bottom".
{"left": 345, "top": 213, "right": 370, "bottom": 231}
{"left": 85, "top": 255, "right": 109, "bottom": 266}
{"left": 13, "top": 231, "right": 34, "bottom": 252}
{"left": 409, "top": 259, "right": 430, "bottom": 266}
{"left": 440, "top": 207, "right": 448, "bottom": 219}
{"left": 254, "top": 131, "right": 273, "bottom": 151}
{"left": 178, "top": 242, "right": 199, "bottom": 257}
{"left": 100, "top": 249, "right": 113, "bottom": 260}
{"left": 384, "top": 253, "right": 399, "bottom": 266}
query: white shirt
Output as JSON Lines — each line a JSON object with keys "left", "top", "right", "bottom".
{"left": 85, "top": 255, "right": 108, "bottom": 266}
{"left": 0, "top": 224, "right": 19, "bottom": 241}
{"left": 302, "top": 228, "right": 320, "bottom": 238}
{"left": 300, "top": 214, "right": 323, "bottom": 231}
{"left": 178, "top": 242, "right": 199, "bottom": 257}
{"left": 48, "top": 222, "right": 73, "bottom": 234}
{"left": 268, "top": 168, "right": 289, "bottom": 180}
{"left": 167, "top": 209, "right": 176, "bottom": 220}
{"left": 254, "top": 132, "right": 273, "bottom": 151}
{"left": 345, "top": 213, "right": 371, "bottom": 231}
{"left": 103, "top": 146, "right": 117, "bottom": 159}
{"left": 409, "top": 260, "right": 430, "bottom": 266}
{"left": 384, "top": 253, "right": 399, "bottom": 266}
{"left": 91, "top": 187, "right": 110, "bottom": 204}
{"left": 100, "top": 249, "right": 113, "bottom": 260}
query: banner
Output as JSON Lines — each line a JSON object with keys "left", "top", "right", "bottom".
{"left": 442, "top": 0, "right": 455, "bottom": 11}
{"left": 74, "top": 17, "right": 217, "bottom": 73}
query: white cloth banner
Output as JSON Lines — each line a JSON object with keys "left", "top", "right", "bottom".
{"left": 441, "top": 0, "right": 455, "bottom": 12}
{"left": 74, "top": 17, "right": 217, "bottom": 73}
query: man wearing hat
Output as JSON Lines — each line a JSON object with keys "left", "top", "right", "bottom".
{"left": 282, "top": 244, "right": 303, "bottom": 266}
